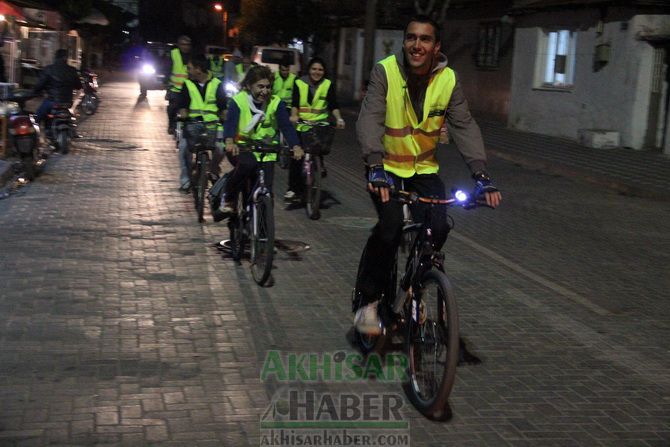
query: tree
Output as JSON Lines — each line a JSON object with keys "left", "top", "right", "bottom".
{"left": 238, "top": 0, "right": 323, "bottom": 48}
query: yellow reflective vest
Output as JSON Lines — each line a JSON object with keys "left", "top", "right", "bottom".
{"left": 380, "top": 55, "right": 455, "bottom": 178}
{"left": 232, "top": 92, "right": 281, "bottom": 161}
{"left": 272, "top": 73, "right": 296, "bottom": 107}
{"left": 169, "top": 48, "right": 188, "bottom": 93}
{"left": 209, "top": 56, "right": 225, "bottom": 79}
{"left": 184, "top": 78, "right": 223, "bottom": 131}
{"left": 295, "top": 78, "right": 331, "bottom": 132}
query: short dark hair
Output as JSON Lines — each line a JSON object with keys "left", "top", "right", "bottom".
{"left": 190, "top": 54, "right": 210, "bottom": 73}
{"left": 306, "top": 57, "right": 327, "bottom": 76}
{"left": 404, "top": 15, "right": 441, "bottom": 44}
{"left": 241, "top": 65, "right": 274, "bottom": 89}
{"left": 55, "top": 49, "right": 68, "bottom": 61}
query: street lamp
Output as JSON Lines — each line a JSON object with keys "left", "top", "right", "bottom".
{"left": 213, "top": 3, "right": 228, "bottom": 48}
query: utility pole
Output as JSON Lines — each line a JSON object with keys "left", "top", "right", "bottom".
{"left": 362, "top": 0, "right": 377, "bottom": 81}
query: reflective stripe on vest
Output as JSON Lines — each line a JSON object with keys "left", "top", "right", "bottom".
{"left": 169, "top": 48, "right": 188, "bottom": 92}
{"left": 272, "top": 73, "right": 296, "bottom": 107}
{"left": 295, "top": 78, "right": 331, "bottom": 132}
{"left": 232, "top": 92, "right": 281, "bottom": 161}
{"left": 185, "top": 78, "right": 223, "bottom": 130}
{"left": 209, "top": 56, "right": 224, "bottom": 79}
{"left": 380, "top": 54, "right": 455, "bottom": 178}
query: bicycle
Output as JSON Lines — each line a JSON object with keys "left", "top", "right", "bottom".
{"left": 228, "top": 142, "right": 284, "bottom": 286}
{"left": 352, "top": 187, "right": 492, "bottom": 420}
{"left": 296, "top": 119, "right": 334, "bottom": 220}
{"left": 182, "top": 118, "right": 219, "bottom": 223}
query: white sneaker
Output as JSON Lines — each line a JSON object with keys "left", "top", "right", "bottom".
{"left": 354, "top": 301, "right": 382, "bottom": 335}
{"left": 284, "top": 190, "right": 296, "bottom": 200}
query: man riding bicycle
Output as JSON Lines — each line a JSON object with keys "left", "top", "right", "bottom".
{"left": 353, "top": 15, "right": 502, "bottom": 335}
{"left": 176, "top": 54, "right": 227, "bottom": 191}
{"left": 218, "top": 65, "right": 303, "bottom": 217}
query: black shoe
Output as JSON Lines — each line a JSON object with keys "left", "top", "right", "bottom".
{"left": 168, "top": 127, "right": 175, "bottom": 135}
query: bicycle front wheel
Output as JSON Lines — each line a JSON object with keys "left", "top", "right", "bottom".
{"left": 404, "top": 269, "right": 459, "bottom": 421}
{"left": 250, "top": 194, "right": 275, "bottom": 286}
{"left": 195, "top": 152, "right": 208, "bottom": 223}
{"left": 305, "top": 156, "right": 322, "bottom": 220}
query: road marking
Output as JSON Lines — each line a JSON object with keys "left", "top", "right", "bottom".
{"left": 451, "top": 231, "right": 612, "bottom": 316}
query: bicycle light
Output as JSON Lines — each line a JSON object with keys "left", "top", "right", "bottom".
{"left": 454, "top": 190, "right": 468, "bottom": 202}
{"left": 225, "top": 82, "right": 239, "bottom": 96}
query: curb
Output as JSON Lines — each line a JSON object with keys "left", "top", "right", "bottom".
{"left": 487, "top": 147, "right": 670, "bottom": 202}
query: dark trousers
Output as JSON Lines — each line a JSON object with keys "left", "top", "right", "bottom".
{"left": 225, "top": 152, "right": 275, "bottom": 201}
{"left": 355, "top": 172, "right": 449, "bottom": 309}
{"left": 167, "top": 91, "right": 180, "bottom": 131}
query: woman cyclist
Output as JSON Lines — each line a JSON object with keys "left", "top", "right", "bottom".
{"left": 219, "top": 65, "right": 303, "bottom": 216}
{"left": 285, "top": 57, "right": 345, "bottom": 201}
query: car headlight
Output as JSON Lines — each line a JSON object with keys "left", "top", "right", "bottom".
{"left": 142, "top": 63, "right": 156, "bottom": 75}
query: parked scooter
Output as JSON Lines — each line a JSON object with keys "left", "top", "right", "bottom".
{"left": 79, "top": 68, "right": 99, "bottom": 115}
{"left": 5, "top": 89, "right": 43, "bottom": 180}
{"left": 45, "top": 103, "right": 76, "bottom": 154}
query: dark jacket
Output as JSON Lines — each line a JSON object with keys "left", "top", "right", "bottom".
{"left": 33, "top": 60, "right": 82, "bottom": 104}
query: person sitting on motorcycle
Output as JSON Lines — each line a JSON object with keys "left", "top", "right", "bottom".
{"left": 32, "top": 49, "right": 82, "bottom": 131}
{"left": 285, "top": 57, "right": 345, "bottom": 200}
{"left": 218, "top": 65, "right": 303, "bottom": 217}
{"left": 176, "top": 54, "right": 228, "bottom": 191}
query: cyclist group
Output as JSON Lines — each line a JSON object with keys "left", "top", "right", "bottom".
{"left": 169, "top": 14, "right": 502, "bottom": 336}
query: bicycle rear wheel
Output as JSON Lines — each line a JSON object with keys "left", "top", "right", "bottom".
{"left": 305, "top": 156, "right": 322, "bottom": 220}
{"left": 230, "top": 190, "right": 246, "bottom": 262}
{"left": 404, "top": 269, "right": 459, "bottom": 421}
{"left": 250, "top": 194, "right": 275, "bottom": 286}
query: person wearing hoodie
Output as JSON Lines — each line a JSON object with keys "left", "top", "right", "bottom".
{"left": 352, "top": 15, "right": 502, "bottom": 335}
{"left": 285, "top": 57, "right": 345, "bottom": 201}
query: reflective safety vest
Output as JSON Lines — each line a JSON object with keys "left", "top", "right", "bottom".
{"left": 272, "top": 73, "right": 296, "bottom": 107}
{"left": 380, "top": 55, "right": 455, "bottom": 178}
{"left": 169, "top": 48, "right": 188, "bottom": 93}
{"left": 295, "top": 78, "right": 331, "bottom": 132}
{"left": 184, "top": 78, "right": 223, "bottom": 131}
{"left": 209, "top": 56, "right": 225, "bottom": 79}
{"left": 235, "top": 63, "right": 245, "bottom": 82}
{"left": 232, "top": 91, "right": 281, "bottom": 162}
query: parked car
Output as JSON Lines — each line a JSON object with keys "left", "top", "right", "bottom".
{"left": 251, "top": 46, "right": 301, "bottom": 74}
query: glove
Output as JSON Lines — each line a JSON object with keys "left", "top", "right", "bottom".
{"left": 473, "top": 171, "right": 499, "bottom": 195}
{"left": 368, "top": 165, "right": 394, "bottom": 189}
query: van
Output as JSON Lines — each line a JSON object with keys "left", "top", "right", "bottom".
{"left": 251, "top": 46, "right": 301, "bottom": 74}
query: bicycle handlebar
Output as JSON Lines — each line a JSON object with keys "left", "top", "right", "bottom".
{"left": 236, "top": 142, "right": 286, "bottom": 154}
{"left": 296, "top": 119, "right": 331, "bottom": 127}
{"left": 394, "top": 188, "right": 493, "bottom": 209}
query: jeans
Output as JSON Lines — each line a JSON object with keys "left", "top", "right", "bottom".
{"left": 178, "top": 136, "right": 192, "bottom": 186}
{"left": 35, "top": 99, "right": 56, "bottom": 125}
{"left": 355, "top": 172, "right": 449, "bottom": 310}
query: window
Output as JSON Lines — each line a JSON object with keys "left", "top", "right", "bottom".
{"left": 476, "top": 22, "right": 501, "bottom": 69}
{"left": 541, "top": 30, "right": 576, "bottom": 88}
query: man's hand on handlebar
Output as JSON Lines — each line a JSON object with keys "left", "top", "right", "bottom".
{"left": 473, "top": 171, "right": 502, "bottom": 208}
{"left": 225, "top": 138, "right": 239, "bottom": 157}
{"left": 367, "top": 165, "right": 394, "bottom": 203}
{"left": 292, "top": 145, "right": 304, "bottom": 160}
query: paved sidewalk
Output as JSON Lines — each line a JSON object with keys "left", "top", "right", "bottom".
{"left": 478, "top": 119, "right": 670, "bottom": 200}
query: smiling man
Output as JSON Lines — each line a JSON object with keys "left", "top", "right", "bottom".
{"left": 353, "top": 15, "right": 502, "bottom": 334}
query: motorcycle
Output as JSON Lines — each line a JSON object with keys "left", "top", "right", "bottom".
{"left": 45, "top": 103, "right": 76, "bottom": 154}
{"left": 79, "top": 69, "right": 99, "bottom": 115}
{"left": 5, "top": 90, "right": 43, "bottom": 180}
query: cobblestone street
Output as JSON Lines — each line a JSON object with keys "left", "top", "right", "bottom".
{"left": 0, "top": 75, "right": 669, "bottom": 446}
